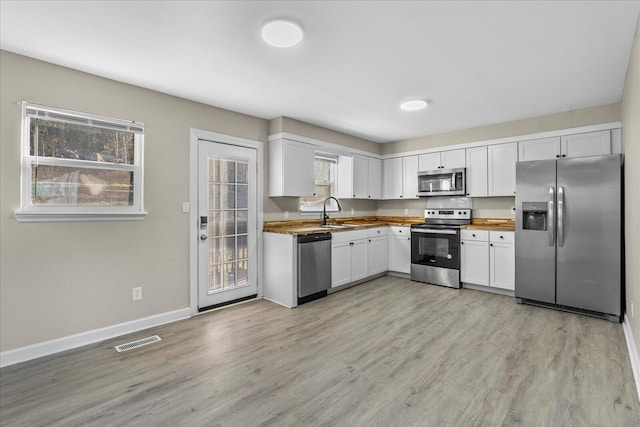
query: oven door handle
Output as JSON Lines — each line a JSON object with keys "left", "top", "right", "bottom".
{"left": 411, "top": 228, "right": 458, "bottom": 235}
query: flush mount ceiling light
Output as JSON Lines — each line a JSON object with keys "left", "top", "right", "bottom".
{"left": 261, "top": 19, "right": 303, "bottom": 47}
{"left": 400, "top": 99, "right": 428, "bottom": 111}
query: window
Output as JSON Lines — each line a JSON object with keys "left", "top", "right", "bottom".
{"left": 16, "top": 103, "right": 146, "bottom": 222}
{"left": 299, "top": 154, "right": 339, "bottom": 213}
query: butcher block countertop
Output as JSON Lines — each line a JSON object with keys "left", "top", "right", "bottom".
{"left": 263, "top": 216, "right": 424, "bottom": 235}
{"left": 460, "top": 218, "right": 515, "bottom": 231}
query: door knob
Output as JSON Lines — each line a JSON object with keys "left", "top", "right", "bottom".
{"left": 200, "top": 234, "right": 208, "bottom": 241}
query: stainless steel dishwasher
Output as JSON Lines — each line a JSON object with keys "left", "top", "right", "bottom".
{"left": 297, "top": 232, "right": 332, "bottom": 305}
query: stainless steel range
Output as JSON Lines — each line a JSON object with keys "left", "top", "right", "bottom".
{"left": 410, "top": 208, "right": 472, "bottom": 288}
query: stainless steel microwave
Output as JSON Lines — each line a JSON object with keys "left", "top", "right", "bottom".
{"left": 417, "top": 168, "right": 466, "bottom": 197}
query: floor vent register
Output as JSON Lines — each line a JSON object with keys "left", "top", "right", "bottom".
{"left": 114, "top": 335, "right": 161, "bottom": 352}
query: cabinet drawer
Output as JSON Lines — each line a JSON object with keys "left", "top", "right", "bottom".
{"left": 331, "top": 229, "right": 368, "bottom": 244}
{"left": 490, "top": 231, "right": 514, "bottom": 244}
{"left": 388, "top": 226, "right": 410, "bottom": 236}
{"left": 367, "top": 227, "right": 388, "bottom": 238}
{"left": 460, "top": 229, "right": 489, "bottom": 241}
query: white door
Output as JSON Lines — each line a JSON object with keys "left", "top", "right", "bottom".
{"left": 198, "top": 140, "right": 257, "bottom": 309}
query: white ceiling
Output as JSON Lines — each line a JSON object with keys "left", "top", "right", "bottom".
{"left": 1, "top": 1, "right": 639, "bottom": 143}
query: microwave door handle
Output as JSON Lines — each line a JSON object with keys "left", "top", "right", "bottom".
{"left": 548, "top": 186, "right": 555, "bottom": 246}
{"left": 557, "top": 186, "right": 565, "bottom": 247}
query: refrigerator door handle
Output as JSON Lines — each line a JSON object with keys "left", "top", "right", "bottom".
{"left": 548, "top": 186, "right": 555, "bottom": 246}
{"left": 558, "top": 186, "right": 565, "bottom": 247}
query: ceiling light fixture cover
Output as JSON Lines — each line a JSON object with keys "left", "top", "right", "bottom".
{"left": 261, "top": 19, "right": 303, "bottom": 47}
{"left": 400, "top": 100, "right": 428, "bottom": 111}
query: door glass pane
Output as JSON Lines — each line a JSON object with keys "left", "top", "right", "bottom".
{"left": 209, "top": 264, "right": 222, "bottom": 291}
{"left": 223, "top": 236, "right": 236, "bottom": 262}
{"left": 237, "top": 261, "right": 248, "bottom": 285}
{"left": 237, "top": 162, "right": 248, "bottom": 184}
{"left": 221, "top": 184, "right": 235, "bottom": 209}
{"left": 207, "top": 156, "right": 251, "bottom": 293}
{"left": 237, "top": 235, "right": 248, "bottom": 260}
{"left": 237, "top": 210, "right": 248, "bottom": 234}
{"left": 223, "top": 211, "right": 235, "bottom": 235}
{"left": 237, "top": 184, "right": 248, "bottom": 209}
{"left": 223, "top": 262, "right": 236, "bottom": 287}
{"left": 222, "top": 161, "right": 235, "bottom": 183}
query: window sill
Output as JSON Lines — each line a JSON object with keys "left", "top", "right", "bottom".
{"left": 14, "top": 210, "right": 148, "bottom": 223}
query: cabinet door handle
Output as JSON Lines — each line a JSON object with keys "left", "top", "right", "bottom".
{"left": 490, "top": 243, "right": 494, "bottom": 247}
{"left": 349, "top": 242, "right": 354, "bottom": 246}
{"left": 500, "top": 235, "right": 504, "bottom": 239}
{"left": 461, "top": 241, "right": 464, "bottom": 245}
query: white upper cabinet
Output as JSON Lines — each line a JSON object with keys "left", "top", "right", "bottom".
{"left": 465, "top": 146, "right": 488, "bottom": 197}
{"left": 418, "top": 152, "right": 441, "bottom": 171}
{"left": 519, "top": 131, "right": 611, "bottom": 161}
{"left": 561, "top": 130, "right": 611, "bottom": 158}
{"left": 338, "top": 155, "right": 382, "bottom": 199}
{"left": 488, "top": 142, "right": 517, "bottom": 196}
{"left": 518, "top": 137, "right": 561, "bottom": 161}
{"left": 368, "top": 157, "right": 382, "bottom": 199}
{"left": 382, "top": 155, "right": 419, "bottom": 200}
{"left": 268, "top": 139, "right": 315, "bottom": 197}
{"left": 402, "top": 156, "right": 419, "bottom": 199}
{"left": 382, "top": 157, "right": 403, "bottom": 199}
{"left": 352, "top": 155, "right": 369, "bottom": 199}
{"left": 418, "top": 149, "right": 465, "bottom": 171}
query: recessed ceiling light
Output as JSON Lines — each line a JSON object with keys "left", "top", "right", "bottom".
{"left": 261, "top": 19, "right": 303, "bottom": 47}
{"left": 400, "top": 100, "right": 428, "bottom": 111}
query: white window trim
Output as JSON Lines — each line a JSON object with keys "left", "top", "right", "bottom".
{"left": 15, "top": 102, "right": 147, "bottom": 222}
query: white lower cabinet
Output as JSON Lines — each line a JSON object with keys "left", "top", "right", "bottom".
{"left": 489, "top": 232, "right": 515, "bottom": 290}
{"left": 461, "top": 230, "right": 514, "bottom": 291}
{"left": 331, "top": 229, "right": 369, "bottom": 288}
{"left": 331, "top": 241, "right": 352, "bottom": 288}
{"left": 388, "top": 226, "right": 411, "bottom": 274}
{"left": 367, "top": 227, "right": 388, "bottom": 276}
{"left": 460, "top": 231, "right": 489, "bottom": 286}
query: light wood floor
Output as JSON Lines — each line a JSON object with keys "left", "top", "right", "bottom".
{"left": 1, "top": 276, "right": 638, "bottom": 426}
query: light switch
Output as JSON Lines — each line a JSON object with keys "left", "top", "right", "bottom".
{"left": 182, "top": 202, "right": 190, "bottom": 213}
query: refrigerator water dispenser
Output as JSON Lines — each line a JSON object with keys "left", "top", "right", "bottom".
{"left": 522, "top": 202, "right": 547, "bottom": 231}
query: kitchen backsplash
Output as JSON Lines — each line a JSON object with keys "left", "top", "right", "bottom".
{"left": 264, "top": 196, "right": 515, "bottom": 221}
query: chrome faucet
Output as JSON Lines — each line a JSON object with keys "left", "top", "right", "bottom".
{"left": 322, "top": 196, "right": 343, "bottom": 225}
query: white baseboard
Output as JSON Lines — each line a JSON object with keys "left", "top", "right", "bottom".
{"left": 0, "top": 307, "right": 192, "bottom": 368}
{"left": 622, "top": 318, "right": 640, "bottom": 402}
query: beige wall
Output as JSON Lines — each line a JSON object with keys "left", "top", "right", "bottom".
{"left": 382, "top": 103, "right": 621, "bottom": 155}
{"left": 271, "top": 116, "right": 381, "bottom": 155}
{"left": 621, "top": 27, "right": 640, "bottom": 358}
{"left": 0, "top": 51, "right": 271, "bottom": 352}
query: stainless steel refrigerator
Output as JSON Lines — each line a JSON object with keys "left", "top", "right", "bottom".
{"left": 515, "top": 154, "right": 623, "bottom": 322}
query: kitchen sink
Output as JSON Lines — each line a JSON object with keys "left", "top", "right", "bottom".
{"left": 319, "top": 224, "right": 357, "bottom": 229}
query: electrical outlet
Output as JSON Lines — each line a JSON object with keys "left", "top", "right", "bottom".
{"left": 182, "top": 202, "right": 190, "bottom": 213}
{"left": 284, "top": 210, "right": 289, "bottom": 219}
{"left": 132, "top": 287, "right": 142, "bottom": 301}
{"left": 511, "top": 206, "right": 516, "bottom": 215}
{"left": 404, "top": 208, "right": 409, "bottom": 215}
{"left": 350, "top": 208, "right": 355, "bottom": 216}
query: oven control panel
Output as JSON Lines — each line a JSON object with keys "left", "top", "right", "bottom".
{"left": 424, "top": 209, "right": 471, "bottom": 221}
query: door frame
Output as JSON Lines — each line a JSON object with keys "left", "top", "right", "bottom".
{"left": 189, "top": 128, "right": 264, "bottom": 314}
